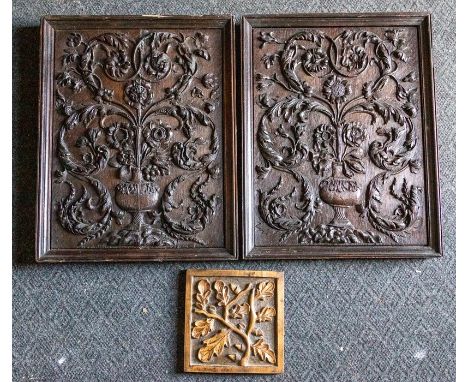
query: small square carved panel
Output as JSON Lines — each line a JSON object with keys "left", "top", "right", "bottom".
{"left": 241, "top": 14, "right": 441, "bottom": 259}
{"left": 37, "top": 16, "right": 236, "bottom": 261}
{"left": 184, "top": 269, "right": 284, "bottom": 374}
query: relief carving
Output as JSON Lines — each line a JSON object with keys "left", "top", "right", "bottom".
{"left": 255, "top": 28, "right": 423, "bottom": 245}
{"left": 185, "top": 270, "right": 284, "bottom": 373}
{"left": 54, "top": 31, "right": 222, "bottom": 248}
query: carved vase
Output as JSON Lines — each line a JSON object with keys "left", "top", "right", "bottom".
{"left": 319, "top": 162, "right": 361, "bottom": 228}
{"left": 115, "top": 170, "right": 159, "bottom": 229}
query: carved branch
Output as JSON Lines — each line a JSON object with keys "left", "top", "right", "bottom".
{"left": 224, "top": 283, "right": 253, "bottom": 320}
{"left": 194, "top": 308, "right": 249, "bottom": 345}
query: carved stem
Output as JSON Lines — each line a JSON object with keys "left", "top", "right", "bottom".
{"left": 335, "top": 121, "right": 343, "bottom": 162}
{"left": 194, "top": 309, "right": 249, "bottom": 345}
{"left": 136, "top": 106, "right": 142, "bottom": 170}
{"left": 239, "top": 289, "right": 256, "bottom": 367}
{"left": 224, "top": 284, "right": 253, "bottom": 321}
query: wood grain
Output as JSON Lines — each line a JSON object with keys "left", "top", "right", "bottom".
{"left": 184, "top": 269, "right": 284, "bottom": 374}
{"left": 241, "top": 14, "right": 441, "bottom": 259}
{"left": 36, "top": 16, "right": 237, "bottom": 261}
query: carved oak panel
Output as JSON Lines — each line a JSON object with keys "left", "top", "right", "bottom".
{"left": 184, "top": 269, "right": 284, "bottom": 374}
{"left": 36, "top": 16, "right": 236, "bottom": 261}
{"left": 241, "top": 14, "right": 441, "bottom": 259}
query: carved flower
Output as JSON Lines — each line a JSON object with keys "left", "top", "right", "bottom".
{"left": 341, "top": 46, "right": 366, "bottom": 71}
{"left": 56, "top": 71, "right": 84, "bottom": 92}
{"left": 311, "top": 124, "right": 336, "bottom": 176}
{"left": 106, "top": 122, "right": 134, "bottom": 149}
{"left": 202, "top": 73, "right": 219, "bottom": 89}
{"left": 143, "top": 120, "right": 171, "bottom": 148}
{"left": 312, "top": 124, "right": 336, "bottom": 150}
{"left": 322, "top": 75, "right": 351, "bottom": 103}
{"left": 125, "top": 79, "right": 153, "bottom": 107}
{"left": 342, "top": 122, "right": 367, "bottom": 147}
{"left": 144, "top": 51, "right": 171, "bottom": 80}
{"left": 311, "top": 150, "right": 334, "bottom": 177}
{"left": 302, "top": 48, "right": 329, "bottom": 74}
{"left": 117, "top": 149, "right": 136, "bottom": 166}
{"left": 194, "top": 32, "right": 209, "bottom": 48}
{"left": 105, "top": 50, "right": 131, "bottom": 78}
{"left": 66, "top": 32, "right": 82, "bottom": 48}
{"left": 95, "top": 88, "right": 114, "bottom": 102}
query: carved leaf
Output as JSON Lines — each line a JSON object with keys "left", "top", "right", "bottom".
{"left": 195, "top": 279, "right": 211, "bottom": 310}
{"left": 191, "top": 318, "right": 214, "bottom": 339}
{"left": 256, "top": 307, "right": 276, "bottom": 322}
{"left": 261, "top": 53, "right": 278, "bottom": 69}
{"left": 255, "top": 281, "right": 275, "bottom": 300}
{"left": 197, "top": 330, "right": 230, "bottom": 363}
{"left": 258, "top": 31, "right": 283, "bottom": 48}
{"left": 252, "top": 328, "right": 264, "bottom": 337}
{"left": 258, "top": 93, "right": 277, "bottom": 109}
{"left": 194, "top": 49, "right": 210, "bottom": 60}
{"left": 229, "top": 303, "right": 250, "bottom": 319}
{"left": 230, "top": 283, "right": 241, "bottom": 294}
{"left": 402, "top": 71, "right": 417, "bottom": 82}
{"left": 251, "top": 339, "right": 276, "bottom": 364}
{"left": 207, "top": 305, "right": 217, "bottom": 314}
{"left": 227, "top": 354, "right": 237, "bottom": 362}
{"left": 213, "top": 280, "right": 230, "bottom": 306}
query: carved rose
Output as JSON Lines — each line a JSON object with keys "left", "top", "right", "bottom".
{"left": 342, "top": 122, "right": 367, "bottom": 147}
{"left": 124, "top": 79, "right": 153, "bottom": 107}
{"left": 302, "top": 48, "right": 329, "bottom": 74}
{"left": 143, "top": 120, "right": 171, "bottom": 148}
{"left": 144, "top": 51, "right": 171, "bottom": 80}
{"left": 105, "top": 50, "right": 131, "bottom": 78}
{"left": 322, "top": 75, "right": 351, "bottom": 103}
{"left": 106, "top": 122, "right": 134, "bottom": 149}
{"left": 341, "top": 46, "right": 366, "bottom": 71}
{"left": 66, "top": 32, "right": 82, "bottom": 48}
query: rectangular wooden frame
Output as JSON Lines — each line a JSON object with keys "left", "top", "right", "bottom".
{"left": 240, "top": 13, "right": 442, "bottom": 259}
{"left": 184, "top": 269, "right": 285, "bottom": 374}
{"left": 36, "top": 15, "right": 237, "bottom": 262}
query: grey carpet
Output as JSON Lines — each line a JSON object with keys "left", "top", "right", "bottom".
{"left": 12, "top": 0, "right": 455, "bottom": 381}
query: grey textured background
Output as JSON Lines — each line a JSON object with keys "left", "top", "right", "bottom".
{"left": 12, "top": 1, "right": 455, "bottom": 381}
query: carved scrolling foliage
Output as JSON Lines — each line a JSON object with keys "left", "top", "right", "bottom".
{"left": 255, "top": 29, "right": 423, "bottom": 244}
{"left": 54, "top": 31, "right": 221, "bottom": 247}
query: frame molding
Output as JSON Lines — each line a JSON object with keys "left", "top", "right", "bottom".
{"left": 36, "top": 15, "right": 237, "bottom": 262}
{"left": 184, "top": 269, "right": 284, "bottom": 374}
{"left": 240, "top": 13, "right": 442, "bottom": 259}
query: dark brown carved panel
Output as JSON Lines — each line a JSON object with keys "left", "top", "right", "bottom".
{"left": 241, "top": 14, "right": 441, "bottom": 259}
{"left": 36, "top": 16, "right": 236, "bottom": 261}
